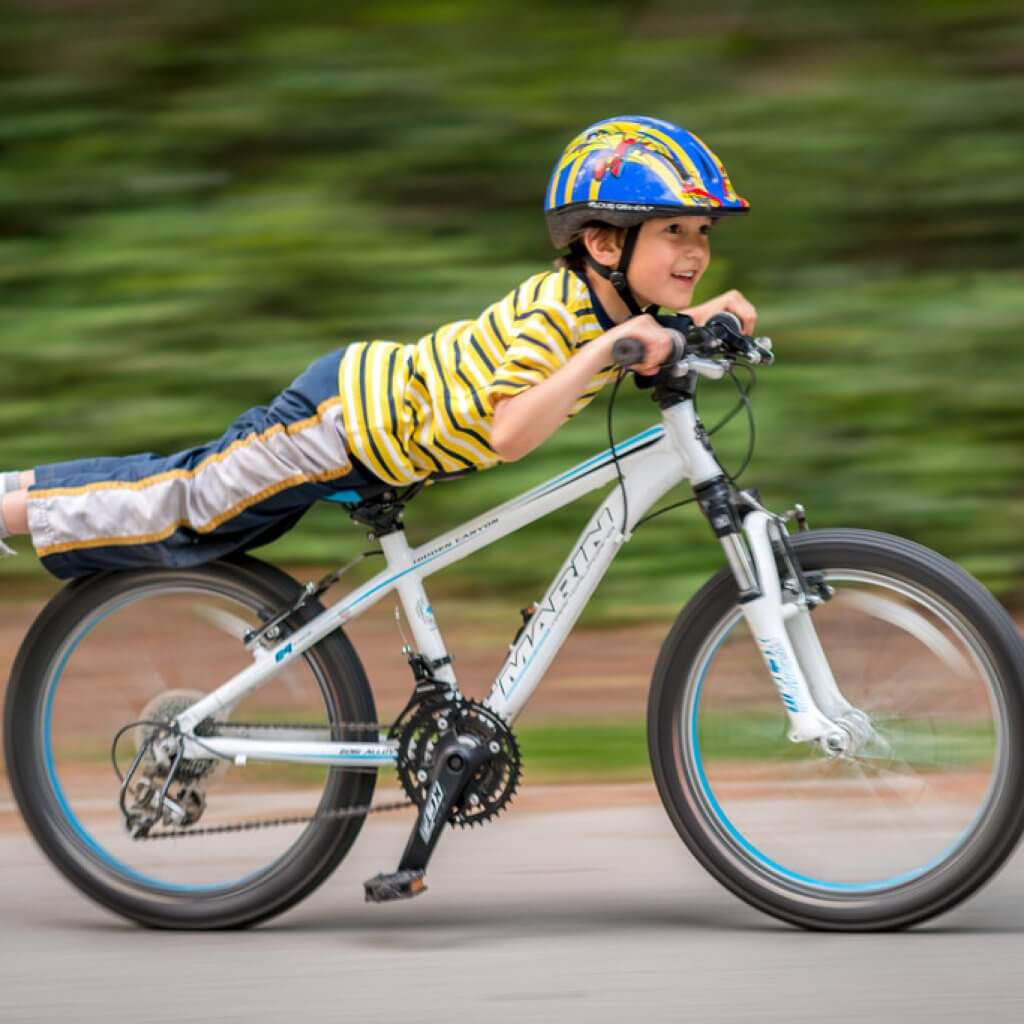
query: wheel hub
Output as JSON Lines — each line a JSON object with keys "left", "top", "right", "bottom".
{"left": 134, "top": 689, "right": 223, "bottom": 782}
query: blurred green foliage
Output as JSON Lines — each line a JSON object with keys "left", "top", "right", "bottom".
{"left": 1, "top": 0, "right": 1022, "bottom": 618}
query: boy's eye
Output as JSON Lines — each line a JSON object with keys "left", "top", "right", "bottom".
{"left": 664, "top": 221, "right": 712, "bottom": 236}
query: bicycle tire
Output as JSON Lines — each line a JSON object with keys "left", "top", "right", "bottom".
{"left": 4, "top": 555, "right": 378, "bottom": 929}
{"left": 648, "top": 528, "right": 1024, "bottom": 931}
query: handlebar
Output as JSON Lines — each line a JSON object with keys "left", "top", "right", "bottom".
{"left": 610, "top": 329, "right": 687, "bottom": 369}
{"left": 611, "top": 312, "right": 774, "bottom": 374}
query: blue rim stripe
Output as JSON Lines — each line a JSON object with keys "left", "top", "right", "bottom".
{"left": 42, "top": 600, "right": 329, "bottom": 895}
{"left": 43, "top": 604, "right": 265, "bottom": 893}
{"left": 688, "top": 622, "right": 978, "bottom": 893}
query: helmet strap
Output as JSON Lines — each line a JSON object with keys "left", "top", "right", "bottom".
{"left": 582, "top": 224, "right": 644, "bottom": 318}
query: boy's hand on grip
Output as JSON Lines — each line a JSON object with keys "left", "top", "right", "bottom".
{"left": 605, "top": 315, "right": 682, "bottom": 375}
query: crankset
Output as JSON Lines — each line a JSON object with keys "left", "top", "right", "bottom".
{"left": 365, "top": 694, "right": 521, "bottom": 902}
{"left": 392, "top": 694, "right": 521, "bottom": 827}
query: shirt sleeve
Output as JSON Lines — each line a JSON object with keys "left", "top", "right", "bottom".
{"left": 485, "top": 302, "right": 577, "bottom": 405}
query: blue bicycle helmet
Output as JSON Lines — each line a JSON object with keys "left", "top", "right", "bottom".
{"left": 545, "top": 116, "right": 749, "bottom": 313}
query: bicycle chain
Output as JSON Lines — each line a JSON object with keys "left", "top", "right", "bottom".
{"left": 136, "top": 798, "right": 413, "bottom": 840}
{"left": 133, "top": 719, "right": 413, "bottom": 841}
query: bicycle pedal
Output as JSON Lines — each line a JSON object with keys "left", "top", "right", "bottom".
{"left": 363, "top": 869, "right": 428, "bottom": 903}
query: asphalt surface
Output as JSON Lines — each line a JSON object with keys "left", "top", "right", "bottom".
{"left": 3, "top": 789, "right": 1024, "bottom": 1023}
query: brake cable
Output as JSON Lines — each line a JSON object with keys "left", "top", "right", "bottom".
{"left": 607, "top": 358, "right": 758, "bottom": 530}
{"left": 606, "top": 370, "right": 630, "bottom": 535}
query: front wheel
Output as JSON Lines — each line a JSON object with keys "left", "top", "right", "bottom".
{"left": 649, "top": 529, "right": 1024, "bottom": 930}
{"left": 4, "top": 556, "right": 378, "bottom": 929}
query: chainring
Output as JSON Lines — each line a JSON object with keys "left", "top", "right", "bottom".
{"left": 393, "top": 696, "right": 521, "bottom": 827}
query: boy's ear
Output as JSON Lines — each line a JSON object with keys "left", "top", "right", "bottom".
{"left": 581, "top": 225, "right": 623, "bottom": 268}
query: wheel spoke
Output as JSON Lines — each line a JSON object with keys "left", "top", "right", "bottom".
{"left": 651, "top": 531, "right": 1024, "bottom": 928}
{"left": 9, "top": 561, "right": 377, "bottom": 928}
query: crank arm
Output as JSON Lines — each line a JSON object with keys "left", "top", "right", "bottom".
{"left": 364, "top": 735, "right": 489, "bottom": 903}
{"left": 395, "top": 737, "right": 490, "bottom": 874}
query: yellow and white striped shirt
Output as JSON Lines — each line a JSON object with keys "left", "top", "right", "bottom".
{"left": 338, "top": 268, "right": 617, "bottom": 485}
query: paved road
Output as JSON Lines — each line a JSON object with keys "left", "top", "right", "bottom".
{"left": 3, "top": 788, "right": 1024, "bottom": 1023}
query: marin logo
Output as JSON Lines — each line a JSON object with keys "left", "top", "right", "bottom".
{"left": 496, "top": 507, "right": 616, "bottom": 700}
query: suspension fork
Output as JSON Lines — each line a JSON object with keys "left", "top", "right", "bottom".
{"left": 741, "top": 510, "right": 866, "bottom": 746}
{"left": 697, "top": 479, "right": 851, "bottom": 748}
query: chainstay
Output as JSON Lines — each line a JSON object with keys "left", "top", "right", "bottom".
{"left": 134, "top": 718, "right": 408, "bottom": 841}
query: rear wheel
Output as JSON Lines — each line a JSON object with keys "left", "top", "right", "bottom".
{"left": 648, "top": 529, "right": 1024, "bottom": 930}
{"left": 4, "top": 556, "right": 378, "bottom": 929}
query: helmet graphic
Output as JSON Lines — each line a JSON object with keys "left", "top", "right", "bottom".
{"left": 544, "top": 116, "right": 749, "bottom": 250}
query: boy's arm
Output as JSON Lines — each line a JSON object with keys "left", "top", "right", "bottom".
{"left": 490, "top": 315, "right": 674, "bottom": 462}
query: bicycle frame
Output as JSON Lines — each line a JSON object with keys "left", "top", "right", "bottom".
{"left": 173, "top": 394, "right": 847, "bottom": 768}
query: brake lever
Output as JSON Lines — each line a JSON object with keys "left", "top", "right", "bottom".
{"left": 701, "top": 313, "right": 774, "bottom": 366}
{"left": 753, "top": 337, "right": 774, "bottom": 365}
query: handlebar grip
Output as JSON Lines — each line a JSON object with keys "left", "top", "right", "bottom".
{"left": 611, "top": 337, "right": 645, "bottom": 368}
{"left": 611, "top": 329, "right": 687, "bottom": 369}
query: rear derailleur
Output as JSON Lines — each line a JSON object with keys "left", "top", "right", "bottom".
{"left": 125, "top": 772, "right": 206, "bottom": 839}
{"left": 115, "top": 691, "right": 220, "bottom": 839}
{"left": 364, "top": 683, "right": 522, "bottom": 903}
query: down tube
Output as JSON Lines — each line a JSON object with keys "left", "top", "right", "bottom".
{"left": 486, "top": 447, "right": 684, "bottom": 721}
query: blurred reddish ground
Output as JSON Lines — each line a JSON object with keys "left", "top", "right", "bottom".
{"left": 0, "top": 572, "right": 667, "bottom": 726}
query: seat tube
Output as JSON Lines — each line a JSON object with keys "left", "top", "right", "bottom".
{"left": 377, "top": 531, "right": 459, "bottom": 690}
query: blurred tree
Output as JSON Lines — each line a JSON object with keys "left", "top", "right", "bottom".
{"left": 1, "top": 0, "right": 1022, "bottom": 612}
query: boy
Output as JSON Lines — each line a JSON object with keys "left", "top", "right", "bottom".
{"left": 0, "top": 115, "right": 757, "bottom": 578}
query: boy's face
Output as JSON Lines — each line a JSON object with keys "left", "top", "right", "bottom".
{"left": 627, "top": 215, "right": 712, "bottom": 311}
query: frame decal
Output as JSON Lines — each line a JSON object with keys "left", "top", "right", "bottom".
{"left": 496, "top": 506, "right": 617, "bottom": 700}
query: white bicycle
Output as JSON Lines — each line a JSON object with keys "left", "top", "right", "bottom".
{"left": 6, "top": 314, "right": 1024, "bottom": 932}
